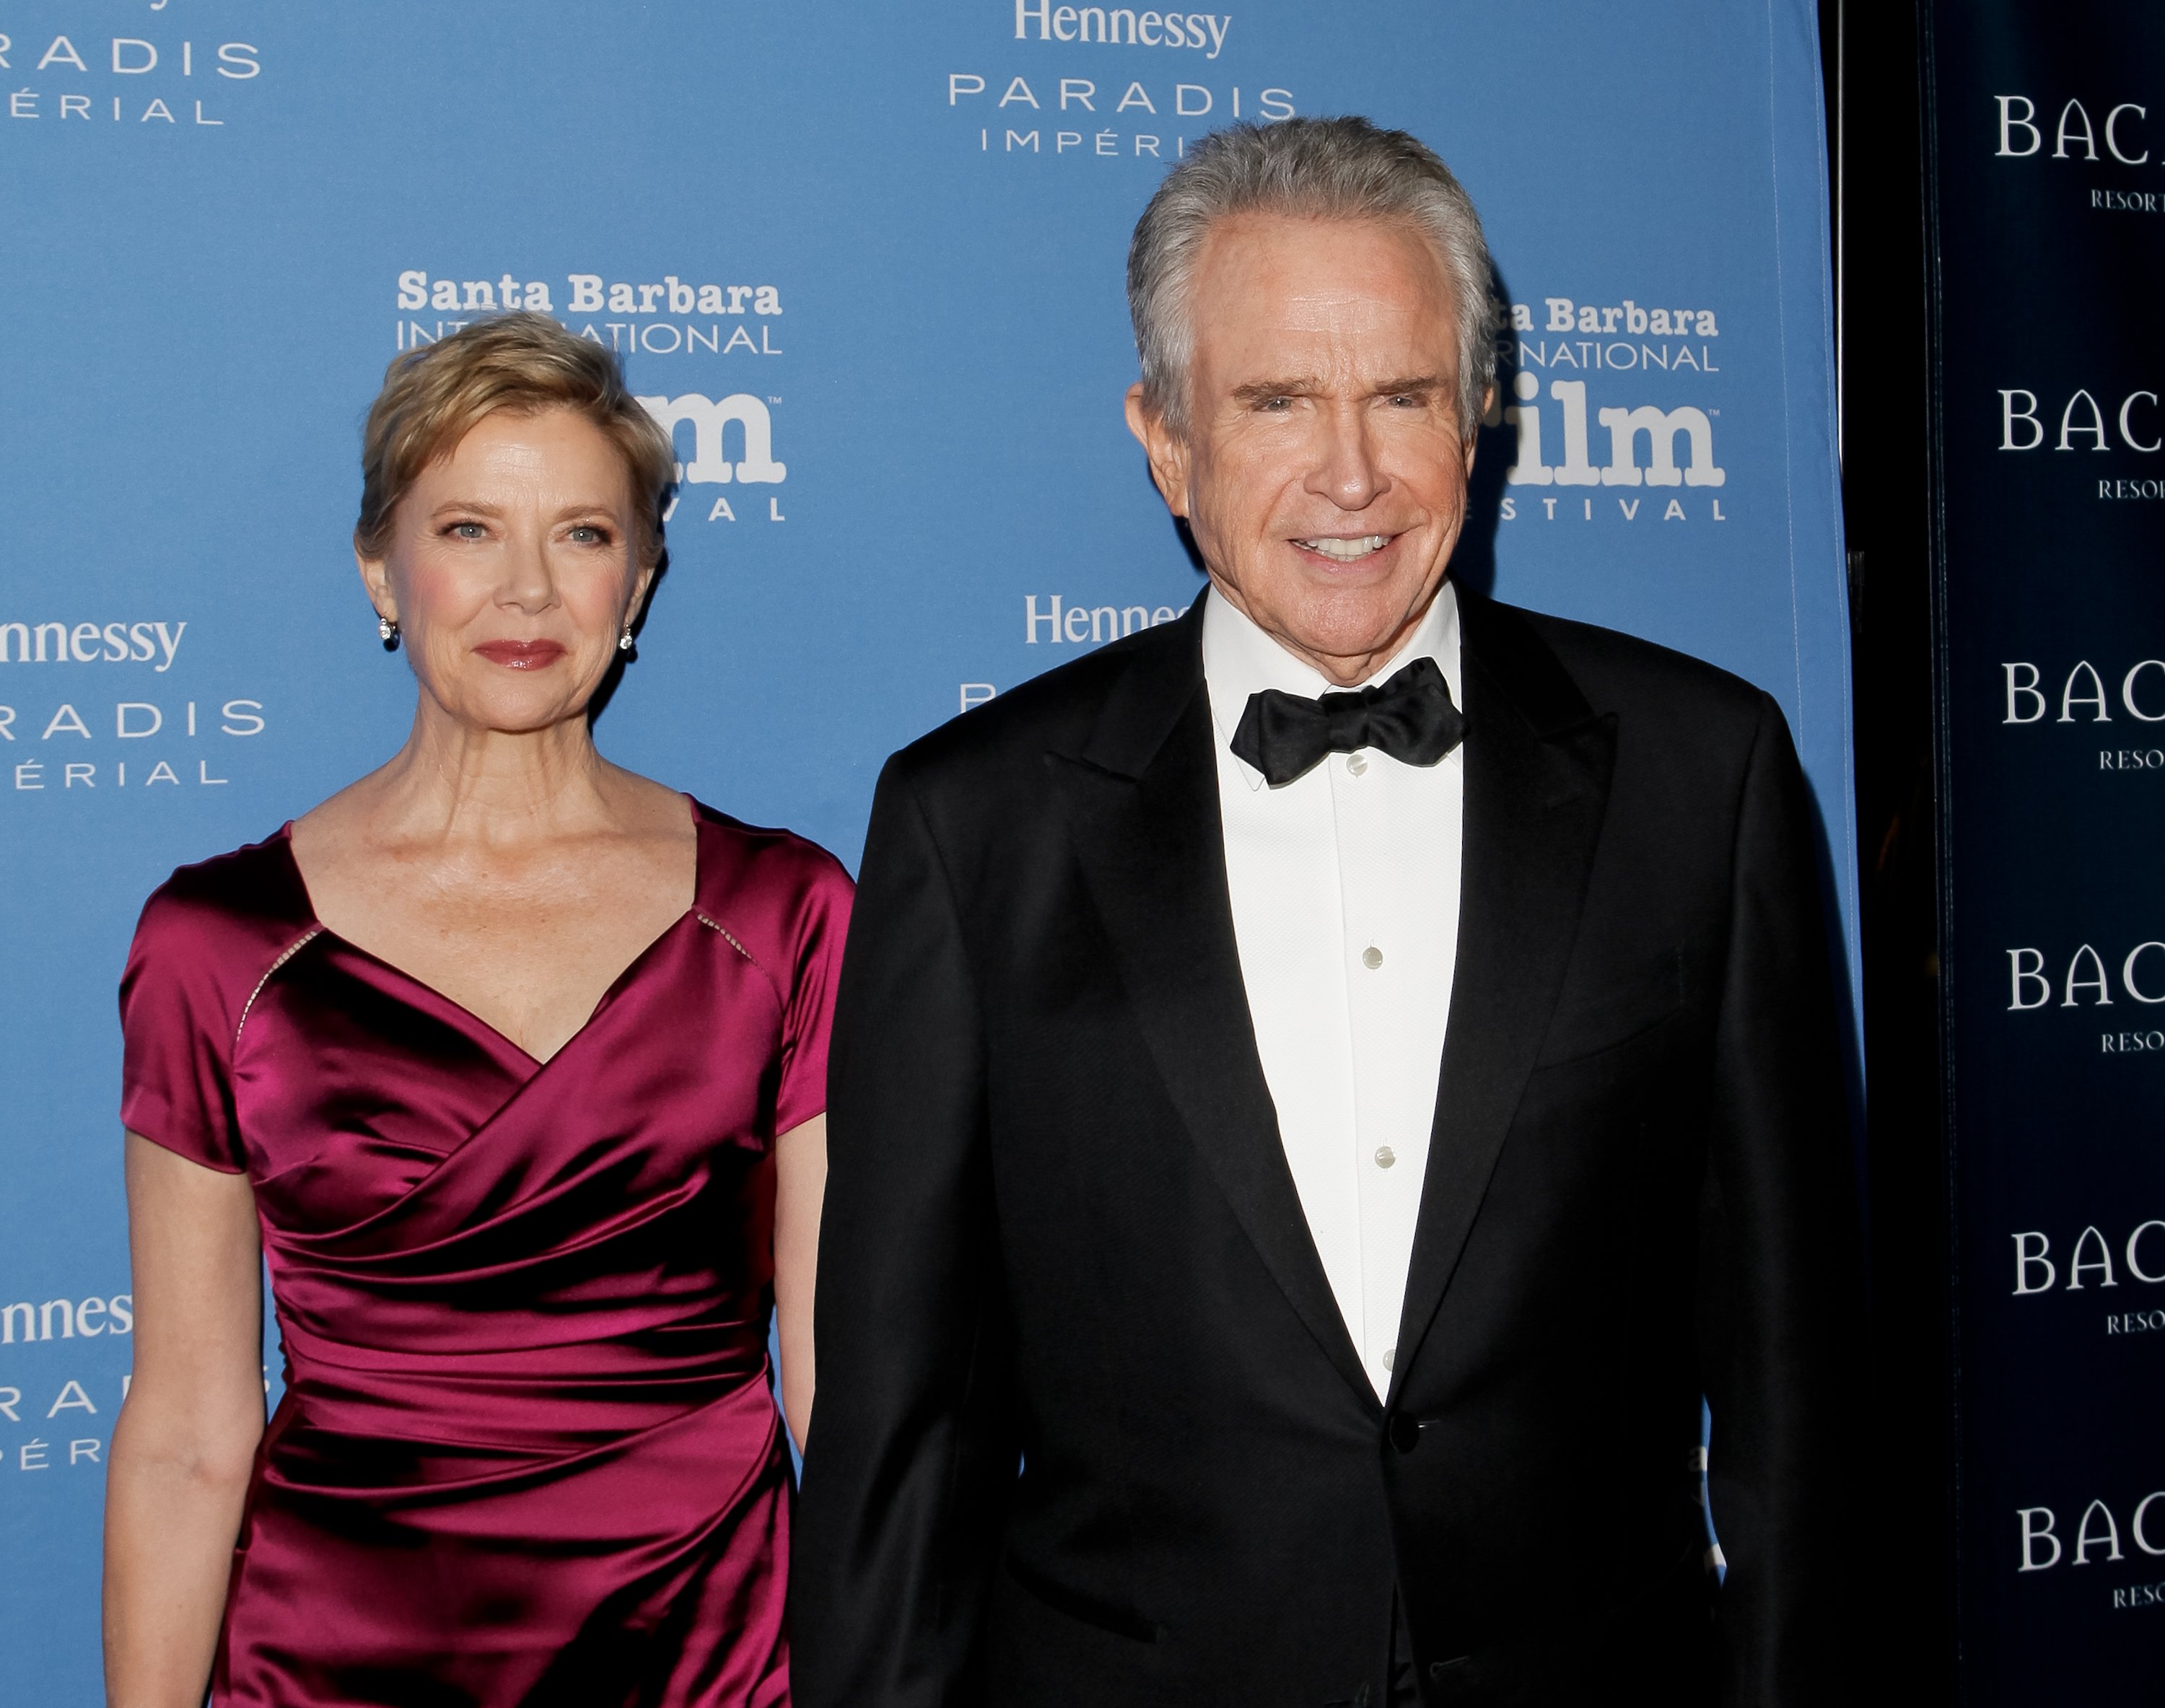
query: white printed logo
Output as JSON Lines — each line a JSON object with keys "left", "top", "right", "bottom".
{"left": 637, "top": 394, "right": 786, "bottom": 486}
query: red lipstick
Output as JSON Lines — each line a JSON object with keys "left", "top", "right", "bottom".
{"left": 474, "top": 639, "right": 567, "bottom": 670}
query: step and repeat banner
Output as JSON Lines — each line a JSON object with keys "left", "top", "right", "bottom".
{"left": 0, "top": 3, "right": 1848, "bottom": 1696}
{"left": 1925, "top": 5, "right": 2165, "bottom": 1702}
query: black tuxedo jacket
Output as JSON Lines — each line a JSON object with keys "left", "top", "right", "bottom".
{"left": 793, "top": 590, "right": 1861, "bottom": 1708}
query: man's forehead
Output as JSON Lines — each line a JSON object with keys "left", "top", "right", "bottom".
{"left": 1196, "top": 209, "right": 1452, "bottom": 283}
{"left": 1192, "top": 216, "right": 1457, "bottom": 333}
{"left": 1197, "top": 281, "right": 1459, "bottom": 382}
{"left": 1220, "top": 289, "right": 1453, "bottom": 337}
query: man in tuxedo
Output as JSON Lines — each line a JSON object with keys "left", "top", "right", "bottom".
{"left": 794, "top": 116, "right": 1861, "bottom": 1707}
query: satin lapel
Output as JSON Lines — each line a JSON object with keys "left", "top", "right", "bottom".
{"left": 1389, "top": 595, "right": 1618, "bottom": 1405}
{"left": 1051, "top": 608, "right": 1378, "bottom": 1408}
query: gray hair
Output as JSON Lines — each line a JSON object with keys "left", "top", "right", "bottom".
{"left": 1127, "top": 115, "right": 1496, "bottom": 439}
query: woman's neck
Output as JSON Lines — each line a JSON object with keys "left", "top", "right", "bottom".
{"left": 357, "top": 698, "right": 629, "bottom": 851}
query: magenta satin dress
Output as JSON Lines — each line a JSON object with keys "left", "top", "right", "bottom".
{"left": 118, "top": 800, "right": 851, "bottom": 1707}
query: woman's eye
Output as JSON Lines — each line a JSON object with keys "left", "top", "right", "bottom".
{"left": 567, "top": 525, "right": 609, "bottom": 545}
{"left": 448, "top": 521, "right": 486, "bottom": 540}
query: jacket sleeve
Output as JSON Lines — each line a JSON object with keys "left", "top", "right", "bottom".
{"left": 790, "top": 753, "right": 1017, "bottom": 1708}
{"left": 1698, "top": 693, "right": 1866, "bottom": 1707}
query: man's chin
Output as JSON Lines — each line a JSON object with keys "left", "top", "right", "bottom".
{"left": 1298, "top": 584, "right": 1439, "bottom": 640}
{"left": 1267, "top": 620, "right": 1431, "bottom": 685}
{"left": 1202, "top": 565, "right": 1443, "bottom": 668}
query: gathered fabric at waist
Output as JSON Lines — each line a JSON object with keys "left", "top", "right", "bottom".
{"left": 263, "top": 1308, "right": 777, "bottom": 1505}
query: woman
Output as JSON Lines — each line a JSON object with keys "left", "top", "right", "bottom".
{"left": 102, "top": 313, "right": 847, "bottom": 1707}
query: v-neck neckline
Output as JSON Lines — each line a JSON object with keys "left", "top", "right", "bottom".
{"left": 274, "top": 798, "right": 709, "bottom": 1069}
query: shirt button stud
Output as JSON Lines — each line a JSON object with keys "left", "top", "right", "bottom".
{"left": 1374, "top": 1145, "right": 1396, "bottom": 1170}
{"left": 1347, "top": 753, "right": 1369, "bottom": 776}
{"left": 1381, "top": 1347, "right": 1396, "bottom": 1372}
{"left": 1362, "top": 945, "right": 1383, "bottom": 970}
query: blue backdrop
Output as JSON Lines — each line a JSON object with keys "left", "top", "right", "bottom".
{"left": 0, "top": 4, "right": 1847, "bottom": 1696}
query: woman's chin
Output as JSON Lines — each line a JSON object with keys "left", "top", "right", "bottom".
{"left": 428, "top": 685, "right": 594, "bottom": 739}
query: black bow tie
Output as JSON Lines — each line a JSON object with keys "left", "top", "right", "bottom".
{"left": 1228, "top": 655, "right": 1466, "bottom": 787}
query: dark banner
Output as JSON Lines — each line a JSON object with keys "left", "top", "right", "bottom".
{"left": 1925, "top": 4, "right": 2165, "bottom": 1699}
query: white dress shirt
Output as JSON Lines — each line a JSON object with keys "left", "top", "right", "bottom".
{"left": 1203, "top": 583, "right": 1465, "bottom": 1397}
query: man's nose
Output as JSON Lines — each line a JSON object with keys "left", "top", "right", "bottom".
{"left": 1305, "top": 403, "right": 1386, "bottom": 512}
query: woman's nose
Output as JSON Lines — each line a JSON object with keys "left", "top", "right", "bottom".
{"left": 494, "top": 531, "right": 558, "bottom": 612}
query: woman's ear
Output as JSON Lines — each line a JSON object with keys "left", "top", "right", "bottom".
{"left": 627, "top": 559, "right": 659, "bottom": 631}
{"left": 355, "top": 538, "right": 396, "bottom": 624}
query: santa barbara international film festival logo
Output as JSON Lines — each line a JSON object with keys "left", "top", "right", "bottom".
{"left": 1487, "top": 296, "right": 1731, "bottom": 526}
{"left": 394, "top": 269, "right": 790, "bottom": 528}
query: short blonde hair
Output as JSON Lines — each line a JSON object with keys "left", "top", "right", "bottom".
{"left": 354, "top": 312, "right": 675, "bottom": 566}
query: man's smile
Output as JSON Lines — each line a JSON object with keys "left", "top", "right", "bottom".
{"left": 1292, "top": 533, "right": 1395, "bottom": 564}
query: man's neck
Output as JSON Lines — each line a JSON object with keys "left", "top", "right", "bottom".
{"left": 1204, "top": 576, "right": 1453, "bottom": 691}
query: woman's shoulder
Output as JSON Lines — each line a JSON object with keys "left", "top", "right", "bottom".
{"left": 691, "top": 800, "right": 852, "bottom": 890}
{"left": 130, "top": 828, "right": 317, "bottom": 984}
{"left": 688, "top": 800, "right": 853, "bottom": 964}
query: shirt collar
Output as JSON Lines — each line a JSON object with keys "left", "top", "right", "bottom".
{"left": 1203, "top": 579, "right": 1463, "bottom": 789}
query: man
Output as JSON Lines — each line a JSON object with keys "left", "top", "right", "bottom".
{"left": 794, "top": 117, "right": 1860, "bottom": 1707}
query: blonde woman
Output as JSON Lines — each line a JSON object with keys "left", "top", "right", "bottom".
{"left": 104, "top": 315, "right": 844, "bottom": 1707}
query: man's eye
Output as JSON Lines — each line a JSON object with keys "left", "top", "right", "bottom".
{"left": 1259, "top": 397, "right": 1292, "bottom": 412}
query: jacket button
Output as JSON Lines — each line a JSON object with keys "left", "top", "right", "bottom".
{"left": 1388, "top": 1414, "right": 1420, "bottom": 1453}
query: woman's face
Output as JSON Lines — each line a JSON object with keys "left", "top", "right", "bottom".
{"left": 361, "top": 406, "right": 650, "bottom": 736}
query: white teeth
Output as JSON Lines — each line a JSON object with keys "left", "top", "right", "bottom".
{"left": 1298, "top": 535, "right": 1388, "bottom": 562}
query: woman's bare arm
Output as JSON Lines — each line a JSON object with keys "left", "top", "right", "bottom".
{"left": 772, "top": 1113, "right": 828, "bottom": 1455}
{"left": 104, "top": 1133, "right": 266, "bottom": 1708}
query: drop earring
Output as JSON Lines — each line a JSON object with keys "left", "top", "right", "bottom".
{"left": 378, "top": 614, "right": 399, "bottom": 649}
{"left": 618, "top": 626, "right": 635, "bottom": 653}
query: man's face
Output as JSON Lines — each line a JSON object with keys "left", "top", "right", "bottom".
{"left": 1126, "top": 212, "right": 1480, "bottom": 687}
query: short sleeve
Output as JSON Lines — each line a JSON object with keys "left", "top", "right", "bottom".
{"left": 119, "top": 883, "right": 248, "bottom": 1173}
{"left": 774, "top": 854, "right": 854, "bottom": 1136}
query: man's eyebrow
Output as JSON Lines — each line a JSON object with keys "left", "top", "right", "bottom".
{"left": 1227, "top": 373, "right": 1451, "bottom": 406}
{"left": 1229, "top": 377, "right": 1321, "bottom": 406}
{"left": 1369, "top": 373, "right": 1447, "bottom": 397}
